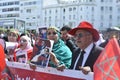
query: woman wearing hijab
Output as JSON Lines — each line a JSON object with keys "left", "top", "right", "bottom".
{"left": 15, "top": 35, "right": 33, "bottom": 63}
{"left": 47, "top": 26, "right": 72, "bottom": 71}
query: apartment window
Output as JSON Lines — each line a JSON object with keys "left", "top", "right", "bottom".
{"left": 21, "top": 4, "right": 23, "bottom": 6}
{"left": 63, "top": 16, "right": 65, "bottom": 20}
{"left": 101, "top": 0, "right": 104, "bottom": 2}
{"left": 69, "top": 15, "right": 71, "bottom": 20}
{"left": 15, "top": 1, "right": 19, "bottom": 5}
{"left": 49, "top": 10, "right": 51, "bottom": 14}
{"left": 26, "top": 9, "right": 31, "bottom": 13}
{"left": 44, "top": 17, "right": 47, "bottom": 22}
{"left": 49, "top": 16, "right": 51, "bottom": 21}
{"left": 63, "top": 8, "right": 65, "bottom": 13}
{"left": 90, "top": 0, "right": 92, "bottom": 2}
{"left": 33, "top": 17, "right": 36, "bottom": 19}
{"left": 100, "top": 23, "right": 103, "bottom": 27}
{"left": 109, "top": 7, "right": 112, "bottom": 11}
{"left": 101, "top": 15, "right": 104, "bottom": 20}
{"left": 110, "top": 0, "right": 112, "bottom": 2}
{"left": 26, "top": 18, "right": 29, "bottom": 19}
{"left": 92, "top": 7, "right": 94, "bottom": 11}
{"left": 15, "top": 8, "right": 19, "bottom": 11}
{"left": 55, "top": 16, "right": 57, "bottom": 20}
{"left": 56, "top": 9, "right": 58, "bottom": 13}
{"left": 73, "top": 7, "right": 76, "bottom": 11}
{"left": 101, "top": 6, "right": 104, "bottom": 11}
{"left": 33, "top": 1, "right": 36, "bottom": 4}
{"left": 29, "top": 23, "right": 32, "bottom": 26}
{"left": 109, "top": 15, "right": 112, "bottom": 20}
{"left": 45, "top": 10, "right": 47, "bottom": 15}
{"left": 21, "top": 10, "right": 23, "bottom": 13}
{"left": 69, "top": 8, "right": 72, "bottom": 11}
{"left": 80, "top": 7, "right": 82, "bottom": 11}
{"left": 109, "top": 23, "right": 112, "bottom": 27}
{"left": 73, "top": 15, "right": 76, "bottom": 19}
{"left": 80, "top": 16, "right": 82, "bottom": 19}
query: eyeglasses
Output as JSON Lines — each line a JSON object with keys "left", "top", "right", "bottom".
{"left": 47, "top": 32, "right": 57, "bottom": 35}
{"left": 74, "top": 33, "right": 90, "bottom": 39}
{"left": 20, "top": 39, "right": 27, "bottom": 43}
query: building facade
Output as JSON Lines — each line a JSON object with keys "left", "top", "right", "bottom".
{"left": 0, "top": 0, "right": 42, "bottom": 31}
{"left": 0, "top": 0, "right": 120, "bottom": 31}
{"left": 42, "top": 0, "right": 120, "bottom": 31}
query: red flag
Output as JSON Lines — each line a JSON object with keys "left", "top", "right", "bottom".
{"left": 0, "top": 44, "right": 6, "bottom": 72}
{"left": 94, "top": 38, "right": 120, "bottom": 80}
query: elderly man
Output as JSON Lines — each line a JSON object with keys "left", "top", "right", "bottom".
{"left": 68, "top": 21, "right": 103, "bottom": 74}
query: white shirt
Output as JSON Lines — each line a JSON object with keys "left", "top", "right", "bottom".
{"left": 82, "top": 43, "right": 94, "bottom": 67}
{"left": 73, "top": 43, "right": 94, "bottom": 70}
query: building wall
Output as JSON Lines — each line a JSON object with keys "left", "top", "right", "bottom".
{"left": 42, "top": 0, "right": 120, "bottom": 31}
{"left": 0, "top": 0, "right": 120, "bottom": 31}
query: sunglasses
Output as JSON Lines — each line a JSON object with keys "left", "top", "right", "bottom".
{"left": 75, "top": 33, "right": 89, "bottom": 39}
{"left": 47, "top": 32, "right": 57, "bottom": 35}
{"left": 20, "top": 39, "right": 27, "bottom": 43}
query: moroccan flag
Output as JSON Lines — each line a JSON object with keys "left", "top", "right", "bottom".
{"left": 94, "top": 38, "right": 120, "bottom": 80}
{"left": 0, "top": 44, "right": 6, "bottom": 72}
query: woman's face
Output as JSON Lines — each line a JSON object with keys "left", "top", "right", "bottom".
{"left": 8, "top": 32, "right": 18, "bottom": 42}
{"left": 19, "top": 37, "right": 28, "bottom": 50}
{"left": 47, "top": 29, "right": 58, "bottom": 43}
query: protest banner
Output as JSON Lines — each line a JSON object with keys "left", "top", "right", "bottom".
{"left": 7, "top": 61, "right": 93, "bottom": 80}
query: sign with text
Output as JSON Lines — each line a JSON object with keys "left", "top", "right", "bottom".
{"left": 7, "top": 61, "right": 93, "bottom": 80}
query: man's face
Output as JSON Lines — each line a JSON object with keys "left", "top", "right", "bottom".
{"left": 60, "top": 30, "right": 68, "bottom": 40}
{"left": 74, "top": 30, "right": 93, "bottom": 49}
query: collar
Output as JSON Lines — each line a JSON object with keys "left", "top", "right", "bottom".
{"left": 84, "top": 43, "right": 94, "bottom": 55}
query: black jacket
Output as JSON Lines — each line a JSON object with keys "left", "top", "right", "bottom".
{"left": 70, "top": 44, "right": 103, "bottom": 71}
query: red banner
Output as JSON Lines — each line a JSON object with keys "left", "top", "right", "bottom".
{"left": 7, "top": 61, "right": 93, "bottom": 80}
{"left": 94, "top": 38, "right": 120, "bottom": 80}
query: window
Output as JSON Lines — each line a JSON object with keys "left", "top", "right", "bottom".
{"left": 69, "top": 15, "right": 71, "bottom": 20}
{"left": 45, "top": 10, "right": 47, "bottom": 15}
{"left": 101, "top": 6, "right": 104, "bottom": 11}
{"left": 69, "top": 8, "right": 72, "bottom": 11}
{"left": 73, "top": 7, "right": 76, "bottom": 11}
{"left": 92, "top": 7, "right": 94, "bottom": 11}
{"left": 109, "top": 7, "right": 112, "bottom": 11}
{"left": 63, "top": 16, "right": 65, "bottom": 20}
{"left": 26, "top": 9, "right": 31, "bottom": 13}
{"left": 49, "top": 10, "right": 51, "bottom": 14}
{"left": 101, "top": 0, "right": 104, "bottom": 2}
{"left": 56, "top": 9, "right": 58, "bottom": 13}
{"left": 63, "top": 8, "right": 65, "bottom": 13}
{"left": 109, "top": 15, "right": 112, "bottom": 20}
{"left": 73, "top": 15, "right": 76, "bottom": 19}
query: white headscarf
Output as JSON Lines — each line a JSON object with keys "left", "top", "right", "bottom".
{"left": 19, "top": 35, "right": 33, "bottom": 51}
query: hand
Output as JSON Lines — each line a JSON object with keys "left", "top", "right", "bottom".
{"left": 57, "top": 64, "right": 66, "bottom": 71}
{"left": 48, "top": 52, "right": 59, "bottom": 65}
{"left": 79, "top": 66, "right": 91, "bottom": 75}
{"left": 29, "top": 63, "right": 36, "bottom": 70}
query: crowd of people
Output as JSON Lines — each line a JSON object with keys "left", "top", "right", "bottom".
{"left": 0, "top": 21, "right": 120, "bottom": 79}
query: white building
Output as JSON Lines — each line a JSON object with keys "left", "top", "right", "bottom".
{"left": 0, "top": 0, "right": 120, "bottom": 31}
{"left": 42, "top": 0, "right": 120, "bottom": 31}
{"left": 0, "top": 0, "right": 21, "bottom": 29}
{"left": 20, "top": 0, "right": 43, "bottom": 30}
{"left": 0, "top": 0, "right": 43, "bottom": 31}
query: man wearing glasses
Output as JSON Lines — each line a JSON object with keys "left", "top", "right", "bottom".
{"left": 68, "top": 21, "right": 103, "bottom": 74}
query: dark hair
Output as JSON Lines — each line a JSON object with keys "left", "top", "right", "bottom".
{"left": 60, "top": 25, "right": 72, "bottom": 31}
